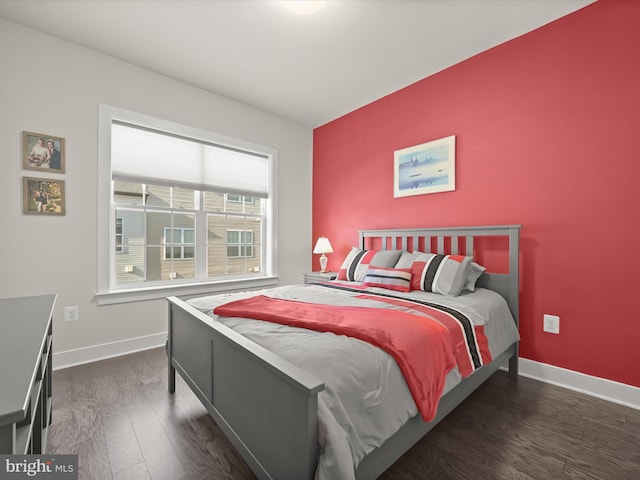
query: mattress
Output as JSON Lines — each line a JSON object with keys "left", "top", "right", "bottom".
{"left": 187, "top": 282, "right": 520, "bottom": 480}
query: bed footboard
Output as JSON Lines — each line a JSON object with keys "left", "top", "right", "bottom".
{"left": 167, "top": 296, "right": 324, "bottom": 480}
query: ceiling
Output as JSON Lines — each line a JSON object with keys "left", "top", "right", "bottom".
{"left": 0, "top": 0, "right": 595, "bottom": 127}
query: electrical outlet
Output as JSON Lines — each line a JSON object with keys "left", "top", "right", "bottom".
{"left": 543, "top": 314, "right": 560, "bottom": 334}
{"left": 64, "top": 306, "right": 79, "bottom": 322}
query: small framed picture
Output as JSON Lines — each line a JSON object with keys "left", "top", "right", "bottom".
{"left": 23, "top": 177, "right": 65, "bottom": 215}
{"left": 23, "top": 131, "right": 65, "bottom": 173}
{"left": 394, "top": 135, "right": 456, "bottom": 198}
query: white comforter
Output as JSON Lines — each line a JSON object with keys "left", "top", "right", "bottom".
{"left": 187, "top": 282, "right": 519, "bottom": 480}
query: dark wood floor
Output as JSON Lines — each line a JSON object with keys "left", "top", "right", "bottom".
{"left": 47, "top": 348, "right": 640, "bottom": 479}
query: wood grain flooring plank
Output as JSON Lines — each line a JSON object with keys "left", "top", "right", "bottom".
{"left": 142, "top": 382, "right": 235, "bottom": 479}
{"left": 448, "top": 392, "right": 585, "bottom": 447}
{"left": 91, "top": 371, "right": 144, "bottom": 421}
{"left": 71, "top": 396, "right": 106, "bottom": 445}
{"left": 379, "top": 437, "right": 460, "bottom": 480}
{"left": 69, "top": 363, "right": 94, "bottom": 383}
{"left": 103, "top": 413, "right": 146, "bottom": 475}
{"left": 563, "top": 456, "right": 639, "bottom": 480}
{"left": 46, "top": 417, "right": 78, "bottom": 455}
{"left": 580, "top": 421, "right": 640, "bottom": 464}
{"left": 559, "top": 435, "right": 640, "bottom": 479}
{"left": 51, "top": 369, "right": 74, "bottom": 426}
{"left": 430, "top": 422, "right": 541, "bottom": 480}
{"left": 138, "top": 347, "right": 168, "bottom": 375}
{"left": 439, "top": 415, "right": 566, "bottom": 479}
{"left": 174, "top": 389, "right": 255, "bottom": 479}
{"left": 76, "top": 432, "right": 112, "bottom": 480}
{"left": 52, "top": 367, "right": 71, "bottom": 392}
{"left": 112, "top": 461, "right": 152, "bottom": 480}
{"left": 141, "top": 347, "right": 168, "bottom": 372}
{"left": 91, "top": 356, "right": 127, "bottom": 378}
{"left": 121, "top": 350, "right": 162, "bottom": 386}
{"left": 625, "top": 406, "right": 640, "bottom": 425}
{"left": 555, "top": 401, "right": 628, "bottom": 429}
{"left": 124, "top": 388, "right": 187, "bottom": 480}
{"left": 105, "top": 356, "right": 142, "bottom": 385}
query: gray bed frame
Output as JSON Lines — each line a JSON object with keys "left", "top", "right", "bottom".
{"left": 167, "top": 224, "right": 521, "bottom": 479}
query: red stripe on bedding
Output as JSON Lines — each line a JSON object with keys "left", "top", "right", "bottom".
{"left": 354, "top": 294, "right": 480, "bottom": 377}
{"left": 213, "top": 295, "right": 457, "bottom": 422}
{"left": 475, "top": 325, "right": 491, "bottom": 366}
{"left": 355, "top": 294, "right": 492, "bottom": 375}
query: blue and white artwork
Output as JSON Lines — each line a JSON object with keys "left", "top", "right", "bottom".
{"left": 394, "top": 135, "right": 455, "bottom": 197}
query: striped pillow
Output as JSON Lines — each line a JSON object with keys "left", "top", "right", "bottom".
{"left": 411, "top": 253, "right": 472, "bottom": 296}
{"left": 337, "top": 248, "right": 402, "bottom": 282}
{"left": 363, "top": 267, "right": 412, "bottom": 292}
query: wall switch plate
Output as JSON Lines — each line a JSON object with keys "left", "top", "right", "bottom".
{"left": 64, "top": 305, "right": 79, "bottom": 322}
{"left": 543, "top": 314, "right": 560, "bottom": 334}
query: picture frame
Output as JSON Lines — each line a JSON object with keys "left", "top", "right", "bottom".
{"left": 23, "top": 130, "right": 65, "bottom": 173}
{"left": 23, "top": 177, "right": 65, "bottom": 215}
{"left": 393, "top": 135, "right": 456, "bottom": 198}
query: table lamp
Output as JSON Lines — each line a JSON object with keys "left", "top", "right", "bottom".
{"left": 313, "top": 237, "right": 333, "bottom": 273}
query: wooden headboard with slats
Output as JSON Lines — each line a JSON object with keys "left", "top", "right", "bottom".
{"left": 359, "top": 225, "right": 521, "bottom": 325}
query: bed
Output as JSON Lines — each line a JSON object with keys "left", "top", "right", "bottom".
{"left": 167, "top": 224, "right": 521, "bottom": 479}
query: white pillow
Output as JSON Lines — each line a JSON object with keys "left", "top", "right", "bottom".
{"left": 463, "top": 262, "right": 486, "bottom": 292}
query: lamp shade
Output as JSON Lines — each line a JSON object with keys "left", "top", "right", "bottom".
{"left": 313, "top": 237, "right": 333, "bottom": 254}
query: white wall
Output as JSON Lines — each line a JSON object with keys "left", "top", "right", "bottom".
{"left": 0, "top": 18, "right": 313, "bottom": 367}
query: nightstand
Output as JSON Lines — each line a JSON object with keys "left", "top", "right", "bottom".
{"left": 303, "top": 271, "right": 337, "bottom": 284}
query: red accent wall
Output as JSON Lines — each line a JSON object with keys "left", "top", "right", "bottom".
{"left": 312, "top": 0, "right": 640, "bottom": 388}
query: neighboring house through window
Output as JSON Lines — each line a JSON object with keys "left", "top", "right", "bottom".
{"left": 115, "top": 218, "right": 123, "bottom": 253}
{"left": 97, "top": 104, "right": 278, "bottom": 304}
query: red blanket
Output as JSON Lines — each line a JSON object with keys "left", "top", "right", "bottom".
{"left": 213, "top": 295, "right": 457, "bottom": 421}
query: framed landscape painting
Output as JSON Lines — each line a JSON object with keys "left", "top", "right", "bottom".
{"left": 23, "top": 130, "right": 65, "bottom": 173}
{"left": 23, "top": 177, "right": 66, "bottom": 215}
{"left": 394, "top": 135, "right": 455, "bottom": 198}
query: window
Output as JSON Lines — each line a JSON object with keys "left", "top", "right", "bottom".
{"left": 227, "top": 230, "right": 254, "bottom": 258}
{"left": 164, "top": 227, "right": 195, "bottom": 260}
{"left": 98, "top": 105, "right": 278, "bottom": 304}
{"left": 226, "top": 194, "right": 254, "bottom": 204}
{"left": 115, "top": 218, "right": 123, "bottom": 253}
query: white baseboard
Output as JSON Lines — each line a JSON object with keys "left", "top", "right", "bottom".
{"left": 517, "top": 357, "right": 640, "bottom": 411}
{"left": 52, "top": 332, "right": 167, "bottom": 370}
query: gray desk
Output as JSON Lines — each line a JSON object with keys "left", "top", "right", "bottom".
{"left": 0, "top": 294, "right": 55, "bottom": 454}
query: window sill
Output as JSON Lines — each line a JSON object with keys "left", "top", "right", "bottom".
{"left": 96, "top": 276, "right": 279, "bottom": 305}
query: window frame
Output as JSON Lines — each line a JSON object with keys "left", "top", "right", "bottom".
{"left": 97, "top": 104, "right": 278, "bottom": 305}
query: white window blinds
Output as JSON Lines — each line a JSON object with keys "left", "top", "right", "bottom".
{"left": 111, "top": 122, "right": 270, "bottom": 198}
